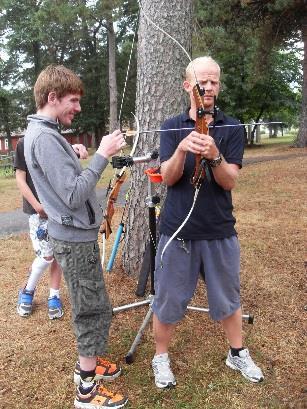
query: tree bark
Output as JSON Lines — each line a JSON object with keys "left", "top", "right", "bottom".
{"left": 122, "top": 0, "right": 193, "bottom": 275}
{"left": 0, "top": 95, "right": 13, "bottom": 152}
{"left": 107, "top": 18, "right": 118, "bottom": 132}
{"left": 294, "top": 15, "right": 307, "bottom": 147}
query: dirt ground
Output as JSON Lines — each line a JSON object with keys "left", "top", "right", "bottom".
{"left": 0, "top": 145, "right": 306, "bottom": 408}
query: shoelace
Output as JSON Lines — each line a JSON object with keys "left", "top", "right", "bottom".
{"left": 235, "top": 353, "right": 256, "bottom": 370}
{"left": 98, "top": 385, "right": 118, "bottom": 399}
{"left": 97, "top": 358, "right": 112, "bottom": 369}
{"left": 153, "top": 360, "right": 172, "bottom": 376}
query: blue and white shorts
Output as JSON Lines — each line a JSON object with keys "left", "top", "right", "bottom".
{"left": 29, "top": 214, "right": 53, "bottom": 258}
{"left": 152, "top": 234, "right": 241, "bottom": 322}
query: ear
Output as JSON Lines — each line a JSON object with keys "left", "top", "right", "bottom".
{"left": 183, "top": 80, "right": 192, "bottom": 93}
{"left": 48, "top": 91, "right": 57, "bottom": 104}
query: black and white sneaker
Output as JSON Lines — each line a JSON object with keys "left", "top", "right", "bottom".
{"left": 152, "top": 353, "right": 176, "bottom": 389}
{"left": 226, "top": 348, "right": 264, "bottom": 383}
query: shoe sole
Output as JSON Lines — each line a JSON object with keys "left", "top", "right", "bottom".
{"left": 17, "top": 307, "right": 31, "bottom": 317}
{"left": 48, "top": 311, "right": 64, "bottom": 320}
{"left": 74, "top": 396, "right": 128, "bottom": 409}
{"left": 74, "top": 369, "right": 122, "bottom": 386}
{"left": 155, "top": 381, "right": 176, "bottom": 389}
{"left": 226, "top": 359, "right": 264, "bottom": 383}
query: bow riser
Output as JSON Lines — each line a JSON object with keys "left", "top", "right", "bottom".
{"left": 191, "top": 84, "right": 210, "bottom": 188}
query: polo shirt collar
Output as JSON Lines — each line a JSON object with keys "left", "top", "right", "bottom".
{"left": 181, "top": 107, "right": 226, "bottom": 125}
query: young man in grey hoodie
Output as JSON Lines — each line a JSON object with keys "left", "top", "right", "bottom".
{"left": 24, "top": 64, "right": 128, "bottom": 409}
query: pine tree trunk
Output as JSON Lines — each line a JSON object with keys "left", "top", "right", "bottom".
{"left": 107, "top": 18, "right": 118, "bottom": 132}
{"left": 122, "top": 0, "right": 193, "bottom": 275}
{"left": 294, "top": 15, "right": 307, "bottom": 147}
{"left": 0, "top": 96, "right": 13, "bottom": 151}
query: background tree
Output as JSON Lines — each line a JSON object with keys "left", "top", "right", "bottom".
{"left": 295, "top": 14, "right": 306, "bottom": 147}
{"left": 0, "top": 0, "right": 138, "bottom": 145}
{"left": 194, "top": 0, "right": 302, "bottom": 143}
{"left": 122, "top": 0, "right": 193, "bottom": 275}
{"left": 240, "top": 0, "right": 306, "bottom": 146}
{"left": 1, "top": 0, "right": 303, "bottom": 147}
{"left": 0, "top": 57, "right": 24, "bottom": 151}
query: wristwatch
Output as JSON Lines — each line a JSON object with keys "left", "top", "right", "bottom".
{"left": 209, "top": 154, "right": 223, "bottom": 168}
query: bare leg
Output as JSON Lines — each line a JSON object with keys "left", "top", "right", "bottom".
{"left": 221, "top": 307, "right": 243, "bottom": 348}
{"left": 49, "top": 259, "right": 62, "bottom": 290}
{"left": 152, "top": 314, "right": 177, "bottom": 388}
{"left": 79, "top": 356, "right": 97, "bottom": 372}
{"left": 153, "top": 313, "right": 175, "bottom": 354}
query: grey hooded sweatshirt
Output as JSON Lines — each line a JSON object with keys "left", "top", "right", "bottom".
{"left": 24, "top": 115, "right": 109, "bottom": 242}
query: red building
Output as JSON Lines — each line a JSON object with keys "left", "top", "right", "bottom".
{"left": 0, "top": 130, "right": 94, "bottom": 154}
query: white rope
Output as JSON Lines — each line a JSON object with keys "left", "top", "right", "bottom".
{"left": 133, "top": 121, "right": 285, "bottom": 135}
{"left": 160, "top": 186, "right": 201, "bottom": 267}
{"left": 118, "top": 16, "right": 138, "bottom": 124}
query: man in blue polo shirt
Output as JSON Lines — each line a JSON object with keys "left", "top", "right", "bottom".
{"left": 151, "top": 56, "right": 264, "bottom": 388}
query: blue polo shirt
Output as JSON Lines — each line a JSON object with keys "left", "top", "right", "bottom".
{"left": 159, "top": 109, "right": 244, "bottom": 240}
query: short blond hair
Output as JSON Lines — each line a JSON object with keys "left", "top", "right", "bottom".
{"left": 185, "top": 56, "right": 221, "bottom": 82}
{"left": 34, "top": 65, "right": 84, "bottom": 109}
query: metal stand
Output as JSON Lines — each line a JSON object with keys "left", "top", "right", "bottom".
{"left": 113, "top": 166, "right": 254, "bottom": 364}
{"left": 113, "top": 175, "right": 158, "bottom": 364}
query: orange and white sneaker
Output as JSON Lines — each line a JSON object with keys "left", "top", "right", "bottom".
{"left": 74, "top": 358, "right": 122, "bottom": 385}
{"left": 74, "top": 383, "right": 128, "bottom": 409}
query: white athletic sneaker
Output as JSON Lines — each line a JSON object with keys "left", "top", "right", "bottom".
{"left": 152, "top": 353, "right": 176, "bottom": 389}
{"left": 17, "top": 288, "right": 34, "bottom": 317}
{"left": 226, "top": 348, "right": 264, "bottom": 383}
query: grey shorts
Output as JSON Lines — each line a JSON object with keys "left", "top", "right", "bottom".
{"left": 152, "top": 234, "right": 241, "bottom": 323}
{"left": 50, "top": 238, "right": 112, "bottom": 357}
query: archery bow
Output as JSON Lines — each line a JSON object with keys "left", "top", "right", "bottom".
{"left": 100, "top": 114, "right": 140, "bottom": 268}
{"left": 100, "top": 13, "right": 140, "bottom": 269}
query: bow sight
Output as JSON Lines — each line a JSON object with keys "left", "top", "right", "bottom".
{"left": 111, "top": 150, "right": 159, "bottom": 169}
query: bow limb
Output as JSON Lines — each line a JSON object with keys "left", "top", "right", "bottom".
{"left": 100, "top": 170, "right": 127, "bottom": 240}
{"left": 100, "top": 169, "right": 126, "bottom": 268}
{"left": 129, "top": 112, "right": 140, "bottom": 157}
{"left": 137, "top": 0, "right": 200, "bottom": 84}
{"left": 137, "top": 0, "right": 191, "bottom": 63}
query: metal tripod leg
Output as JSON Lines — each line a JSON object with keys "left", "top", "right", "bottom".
{"left": 125, "top": 304, "right": 153, "bottom": 364}
{"left": 187, "top": 306, "right": 254, "bottom": 324}
{"left": 113, "top": 298, "right": 151, "bottom": 314}
{"left": 113, "top": 294, "right": 154, "bottom": 364}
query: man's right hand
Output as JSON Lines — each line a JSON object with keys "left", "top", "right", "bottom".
{"left": 97, "top": 130, "right": 126, "bottom": 159}
{"left": 35, "top": 203, "right": 48, "bottom": 218}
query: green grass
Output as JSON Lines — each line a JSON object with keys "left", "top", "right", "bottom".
{"left": 1, "top": 149, "right": 306, "bottom": 408}
{"left": 0, "top": 165, "right": 14, "bottom": 177}
{"left": 259, "top": 134, "right": 296, "bottom": 145}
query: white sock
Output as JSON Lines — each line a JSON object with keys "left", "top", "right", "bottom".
{"left": 154, "top": 352, "right": 169, "bottom": 361}
{"left": 49, "top": 288, "right": 60, "bottom": 298}
{"left": 25, "top": 257, "right": 52, "bottom": 292}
